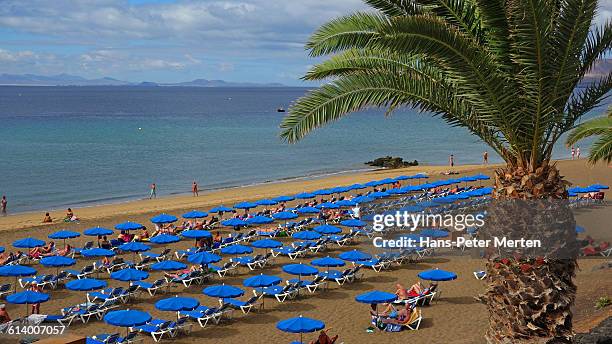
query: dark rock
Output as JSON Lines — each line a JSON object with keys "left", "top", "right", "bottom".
{"left": 365, "top": 156, "right": 418, "bottom": 169}
{"left": 591, "top": 260, "right": 612, "bottom": 272}
{"left": 575, "top": 316, "right": 612, "bottom": 344}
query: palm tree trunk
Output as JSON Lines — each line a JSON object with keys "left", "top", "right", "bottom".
{"left": 479, "top": 164, "right": 579, "bottom": 343}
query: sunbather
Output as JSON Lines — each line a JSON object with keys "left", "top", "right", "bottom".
{"left": 29, "top": 242, "right": 55, "bottom": 259}
{"left": 42, "top": 212, "right": 53, "bottom": 223}
{"left": 395, "top": 283, "right": 410, "bottom": 299}
{"left": 164, "top": 265, "right": 200, "bottom": 279}
{"left": 406, "top": 282, "right": 423, "bottom": 297}
{"left": 43, "top": 244, "right": 71, "bottom": 257}
{"left": 309, "top": 328, "right": 338, "bottom": 344}
{"left": 0, "top": 304, "right": 10, "bottom": 323}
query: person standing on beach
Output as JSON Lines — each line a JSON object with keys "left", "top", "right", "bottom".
{"left": 576, "top": 147, "right": 581, "bottom": 159}
{"left": 483, "top": 152, "right": 488, "bottom": 165}
{"left": 1, "top": 196, "right": 6, "bottom": 216}
{"left": 192, "top": 181, "right": 199, "bottom": 197}
{"left": 449, "top": 154, "right": 455, "bottom": 167}
{"left": 149, "top": 183, "right": 157, "bottom": 199}
{"left": 571, "top": 146, "right": 575, "bottom": 160}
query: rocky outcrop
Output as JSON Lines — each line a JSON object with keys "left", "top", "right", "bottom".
{"left": 365, "top": 156, "right": 418, "bottom": 169}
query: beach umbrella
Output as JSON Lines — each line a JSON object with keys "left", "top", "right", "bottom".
{"left": 104, "top": 309, "right": 151, "bottom": 337}
{"left": 311, "top": 256, "right": 345, "bottom": 282}
{"left": 418, "top": 201, "right": 440, "bottom": 208}
{"left": 312, "top": 189, "right": 333, "bottom": 196}
{"left": 222, "top": 218, "right": 249, "bottom": 228}
{"left": 182, "top": 210, "right": 208, "bottom": 219}
{"left": 209, "top": 206, "right": 233, "bottom": 213}
{"left": 272, "top": 211, "right": 298, "bottom": 220}
{"left": 48, "top": 230, "right": 80, "bottom": 248}
{"left": 295, "top": 192, "right": 316, "bottom": 199}
{"left": 413, "top": 173, "right": 429, "bottom": 179}
{"left": 7, "top": 290, "right": 50, "bottom": 316}
{"left": 339, "top": 250, "right": 372, "bottom": 262}
{"left": 420, "top": 229, "right": 450, "bottom": 238}
{"left": 576, "top": 226, "right": 586, "bottom": 234}
{"left": 203, "top": 284, "right": 244, "bottom": 299}
{"left": 340, "top": 219, "right": 366, "bottom": 227}
{"left": 256, "top": 199, "right": 278, "bottom": 206}
{"left": 394, "top": 176, "right": 411, "bottom": 181}
{"left": 472, "top": 173, "right": 490, "bottom": 180}
{"left": 243, "top": 273, "right": 282, "bottom": 288}
{"left": 379, "top": 178, "right": 396, "bottom": 184}
{"left": 40, "top": 256, "right": 76, "bottom": 275}
{"left": 282, "top": 263, "right": 318, "bottom": 297}
{"left": 316, "top": 202, "right": 339, "bottom": 209}
{"left": 110, "top": 268, "right": 149, "bottom": 288}
{"left": 335, "top": 199, "right": 357, "bottom": 207}
{"left": 0, "top": 247, "right": 4, "bottom": 254}
{"left": 150, "top": 214, "right": 178, "bottom": 224}
{"left": 352, "top": 196, "right": 374, "bottom": 204}
{"left": 149, "top": 234, "right": 181, "bottom": 244}
{"left": 365, "top": 180, "right": 381, "bottom": 187}
{"left": 292, "top": 231, "right": 321, "bottom": 241}
{"left": 220, "top": 244, "right": 253, "bottom": 255}
{"left": 246, "top": 215, "right": 274, "bottom": 225}
{"left": 386, "top": 188, "right": 407, "bottom": 195}
{"left": 234, "top": 201, "right": 258, "bottom": 210}
{"left": 589, "top": 184, "right": 609, "bottom": 190}
{"left": 399, "top": 205, "right": 423, "bottom": 213}
{"left": 272, "top": 195, "right": 295, "bottom": 202}
{"left": 83, "top": 227, "right": 114, "bottom": 239}
{"left": 156, "top": 296, "right": 199, "bottom": 319}
{"left": 277, "top": 315, "right": 325, "bottom": 344}
{"left": 418, "top": 269, "right": 457, "bottom": 281}
{"left": 312, "top": 224, "right": 342, "bottom": 235}
{"left": 330, "top": 186, "right": 350, "bottom": 194}
{"left": 568, "top": 192, "right": 578, "bottom": 197}
{"left": 355, "top": 290, "right": 397, "bottom": 304}
{"left": 114, "top": 222, "right": 144, "bottom": 231}
{"left": 296, "top": 206, "right": 320, "bottom": 214}
{"left": 66, "top": 278, "right": 107, "bottom": 304}
{"left": 0, "top": 265, "right": 37, "bottom": 292}
{"left": 151, "top": 260, "right": 187, "bottom": 271}
{"left": 13, "top": 237, "right": 45, "bottom": 248}
{"left": 81, "top": 248, "right": 115, "bottom": 257}
{"left": 181, "top": 230, "right": 212, "bottom": 245}
{"left": 311, "top": 256, "right": 345, "bottom": 269}
{"left": 348, "top": 183, "right": 366, "bottom": 190}
{"left": 187, "top": 251, "right": 222, "bottom": 266}
{"left": 251, "top": 239, "right": 283, "bottom": 249}
{"left": 243, "top": 273, "right": 281, "bottom": 309}
{"left": 118, "top": 242, "right": 151, "bottom": 259}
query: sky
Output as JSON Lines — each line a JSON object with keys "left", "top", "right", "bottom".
{"left": 0, "top": 0, "right": 609, "bottom": 86}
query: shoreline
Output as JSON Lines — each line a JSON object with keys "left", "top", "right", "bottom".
{"left": 1, "top": 162, "right": 498, "bottom": 231}
{"left": 1, "top": 159, "right": 607, "bottom": 233}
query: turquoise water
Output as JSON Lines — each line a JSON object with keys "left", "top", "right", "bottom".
{"left": 0, "top": 86, "right": 603, "bottom": 213}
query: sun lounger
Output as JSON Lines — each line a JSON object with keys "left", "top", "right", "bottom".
{"left": 288, "top": 276, "right": 327, "bottom": 293}
{"left": 20, "top": 274, "right": 54, "bottom": 289}
{"left": 210, "top": 261, "right": 237, "bottom": 277}
{"left": 222, "top": 295, "right": 262, "bottom": 314}
{"left": 180, "top": 304, "right": 233, "bottom": 327}
{"left": 87, "top": 333, "right": 121, "bottom": 344}
{"left": 0, "top": 283, "right": 11, "bottom": 298}
{"left": 473, "top": 271, "right": 487, "bottom": 280}
{"left": 42, "top": 312, "right": 80, "bottom": 327}
{"left": 174, "top": 247, "right": 204, "bottom": 260}
{"left": 73, "top": 241, "right": 94, "bottom": 256}
{"left": 65, "top": 264, "right": 96, "bottom": 279}
{"left": 359, "top": 258, "right": 391, "bottom": 272}
{"left": 140, "top": 249, "right": 171, "bottom": 262}
{"left": 133, "top": 319, "right": 174, "bottom": 342}
{"left": 170, "top": 317, "right": 192, "bottom": 337}
{"left": 88, "top": 288, "right": 123, "bottom": 303}
{"left": 165, "top": 270, "right": 209, "bottom": 287}
{"left": 103, "top": 258, "right": 130, "bottom": 274}
{"left": 134, "top": 256, "right": 155, "bottom": 270}
{"left": 132, "top": 279, "right": 166, "bottom": 296}
{"left": 253, "top": 284, "right": 299, "bottom": 303}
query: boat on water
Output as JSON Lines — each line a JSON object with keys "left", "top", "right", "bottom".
{"left": 277, "top": 107, "right": 286, "bottom": 112}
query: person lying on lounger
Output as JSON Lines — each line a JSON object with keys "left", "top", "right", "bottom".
{"left": 309, "top": 328, "right": 338, "bottom": 344}
{"left": 43, "top": 244, "right": 71, "bottom": 257}
{"left": 29, "top": 242, "right": 55, "bottom": 259}
{"left": 406, "top": 282, "right": 423, "bottom": 297}
{"left": 163, "top": 265, "right": 200, "bottom": 279}
{"left": 395, "top": 283, "right": 410, "bottom": 299}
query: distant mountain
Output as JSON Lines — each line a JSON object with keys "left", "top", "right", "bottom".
{"left": 0, "top": 73, "right": 286, "bottom": 87}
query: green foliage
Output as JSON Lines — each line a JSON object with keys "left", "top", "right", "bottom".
{"left": 595, "top": 296, "right": 611, "bottom": 310}
{"left": 566, "top": 107, "right": 612, "bottom": 164}
{"left": 281, "top": 0, "right": 612, "bottom": 170}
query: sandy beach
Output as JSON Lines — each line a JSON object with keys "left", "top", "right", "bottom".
{"left": 0, "top": 159, "right": 610, "bottom": 344}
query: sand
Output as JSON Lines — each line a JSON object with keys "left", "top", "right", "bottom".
{"left": 0, "top": 159, "right": 610, "bottom": 344}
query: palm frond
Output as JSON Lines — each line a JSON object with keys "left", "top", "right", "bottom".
{"left": 587, "top": 132, "right": 612, "bottom": 164}
{"left": 363, "top": 0, "right": 423, "bottom": 16}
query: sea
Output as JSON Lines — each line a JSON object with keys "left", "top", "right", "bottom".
{"left": 0, "top": 86, "right": 605, "bottom": 214}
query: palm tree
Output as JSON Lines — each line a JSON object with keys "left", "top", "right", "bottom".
{"left": 280, "top": 1, "right": 611, "bottom": 342}
{"left": 566, "top": 107, "right": 612, "bottom": 163}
